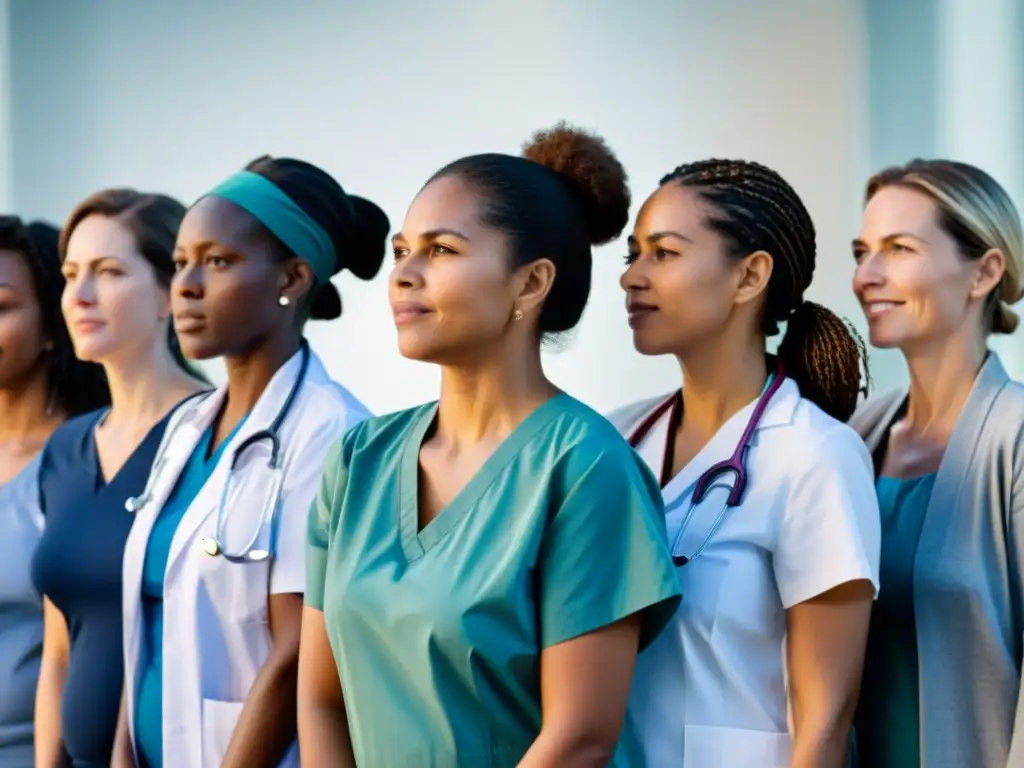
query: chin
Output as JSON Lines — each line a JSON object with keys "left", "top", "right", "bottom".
{"left": 631, "top": 331, "right": 672, "bottom": 357}
{"left": 175, "top": 335, "right": 218, "bottom": 361}
{"left": 70, "top": 337, "right": 116, "bottom": 364}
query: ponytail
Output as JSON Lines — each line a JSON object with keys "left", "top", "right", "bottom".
{"left": 777, "top": 301, "right": 869, "bottom": 422}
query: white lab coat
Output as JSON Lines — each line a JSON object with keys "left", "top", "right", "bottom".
{"left": 122, "top": 346, "right": 371, "bottom": 768}
{"left": 608, "top": 377, "right": 881, "bottom": 767}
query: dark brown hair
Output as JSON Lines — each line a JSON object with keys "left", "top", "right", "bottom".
{"left": 0, "top": 216, "right": 110, "bottom": 415}
{"left": 428, "top": 122, "right": 631, "bottom": 336}
{"left": 660, "top": 159, "right": 868, "bottom": 421}
{"left": 60, "top": 189, "right": 200, "bottom": 376}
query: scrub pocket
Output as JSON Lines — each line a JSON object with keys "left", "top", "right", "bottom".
{"left": 201, "top": 698, "right": 244, "bottom": 766}
{"left": 683, "top": 724, "right": 791, "bottom": 767}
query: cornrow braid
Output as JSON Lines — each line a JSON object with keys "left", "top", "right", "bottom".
{"left": 661, "top": 159, "right": 869, "bottom": 421}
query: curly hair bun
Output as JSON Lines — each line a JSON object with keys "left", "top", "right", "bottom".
{"left": 523, "top": 122, "right": 631, "bottom": 246}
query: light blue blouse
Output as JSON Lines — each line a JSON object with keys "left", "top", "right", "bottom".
{"left": 0, "top": 455, "right": 44, "bottom": 768}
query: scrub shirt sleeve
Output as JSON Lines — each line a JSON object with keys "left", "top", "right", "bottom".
{"left": 538, "top": 446, "right": 682, "bottom": 652}
{"left": 271, "top": 419, "right": 345, "bottom": 596}
{"left": 305, "top": 436, "right": 347, "bottom": 611}
{"left": 774, "top": 422, "right": 881, "bottom": 609}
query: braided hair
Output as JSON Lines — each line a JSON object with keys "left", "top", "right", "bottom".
{"left": 660, "top": 159, "right": 868, "bottom": 421}
{"left": 0, "top": 216, "right": 110, "bottom": 416}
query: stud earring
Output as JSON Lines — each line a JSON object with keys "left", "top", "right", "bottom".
{"left": 278, "top": 295, "right": 290, "bottom": 307}
{"left": 513, "top": 309, "right": 523, "bottom": 321}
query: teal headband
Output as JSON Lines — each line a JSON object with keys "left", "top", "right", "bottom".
{"left": 204, "top": 170, "right": 336, "bottom": 283}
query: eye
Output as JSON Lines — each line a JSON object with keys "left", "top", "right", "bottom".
{"left": 654, "top": 248, "right": 677, "bottom": 260}
{"left": 392, "top": 246, "right": 409, "bottom": 261}
{"left": 890, "top": 242, "right": 914, "bottom": 254}
{"left": 98, "top": 267, "right": 122, "bottom": 276}
{"left": 172, "top": 258, "right": 187, "bottom": 273}
{"left": 430, "top": 243, "right": 456, "bottom": 256}
{"left": 623, "top": 251, "right": 639, "bottom": 265}
{"left": 205, "top": 254, "right": 229, "bottom": 268}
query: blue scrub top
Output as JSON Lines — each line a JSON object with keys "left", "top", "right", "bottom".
{"left": 134, "top": 419, "right": 244, "bottom": 768}
{"left": 30, "top": 409, "right": 172, "bottom": 768}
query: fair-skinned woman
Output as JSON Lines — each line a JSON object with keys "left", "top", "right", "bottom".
{"left": 114, "top": 156, "right": 388, "bottom": 768}
{"left": 610, "top": 159, "right": 881, "bottom": 767}
{"left": 298, "top": 124, "right": 681, "bottom": 768}
{"left": 31, "top": 190, "right": 207, "bottom": 768}
{"left": 849, "top": 159, "right": 1024, "bottom": 768}
{"left": 0, "top": 217, "right": 107, "bottom": 768}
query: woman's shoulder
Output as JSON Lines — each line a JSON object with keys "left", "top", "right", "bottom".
{"left": 604, "top": 393, "right": 673, "bottom": 435}
{"left": 43, "top": 408, "right": 106, "bottom": 458}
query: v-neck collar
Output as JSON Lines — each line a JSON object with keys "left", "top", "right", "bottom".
{"left": 398, "top": 393, "right": 570, "bottom": 563}
{"left": 88, "top": 409, "right": 167, "bottom": 493}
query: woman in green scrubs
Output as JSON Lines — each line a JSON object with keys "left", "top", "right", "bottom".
{"left": 298, "top": 124, "right": 682, "bottom": 767}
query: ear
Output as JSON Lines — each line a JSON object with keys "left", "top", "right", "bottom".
{"left": 732, "top": 249, "right": 774, "bottom": 307}
{"left": 279, "top": 259, "right": 315, "bottom": 305}
{"left": 510, "top": 258, "right": 557, "bottom": 319}
{"left": 969, "top": 248, "right": 1006, "bottom": 301}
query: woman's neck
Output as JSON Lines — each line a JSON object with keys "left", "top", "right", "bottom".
{"left": 220, "top": 334, "right": 302, "bottom": 427}
{"left": 104, "top": 342, "right": 202, "bottom": 431}
{"left": 903, "top": 328, "right": 987, "bottom": 437}
{"left": 0, "top": 363, "right": 62, "bottom": 441}
{"left": 435, "top": 341, "right": 556, "bottom": 447}
{"left": 678, "top": 331, "right": 768, "bottom": 442}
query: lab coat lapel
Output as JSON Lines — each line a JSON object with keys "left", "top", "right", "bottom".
{"left": 163, "top": 346, "right": 308, "bottom": 575}
{"left": 122, "top": 390, "right": 222, "bottom": 705}
{"left": 661, "top": 377, "right": 799, "bottom": 508}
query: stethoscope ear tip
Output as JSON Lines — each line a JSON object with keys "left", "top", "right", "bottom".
{"left": 672, "top": 555, "right": 689, "bottom": 567}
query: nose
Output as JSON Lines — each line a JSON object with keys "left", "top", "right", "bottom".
{"left": 389, "top": 251, "right": 425, "bottom": 291}
{"left": 852, "top": 250, "right": 884, "bottom": 296}
{"left": 68, "top": 274, "right": 97, "bottom": 306}
{"left": 620, "top": 256, "right": 650, "bottom": 293}
{"left": 172, "top": 261, "right": 204, "bottom": 299}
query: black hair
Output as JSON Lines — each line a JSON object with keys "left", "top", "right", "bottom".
{"left": 0, "top": 216, "right": 110, "bottom": 416}
{"left": 243, "top": 156, "right": 390, "bottom": 321}
{"left": 60, "top": 188, "right": 205, "bottom": 380}
{"left": 660, "top": 159, "right": 869, "bottom": 421}
{"left": 427, "top": 121, "right": 631, "bottom": 335}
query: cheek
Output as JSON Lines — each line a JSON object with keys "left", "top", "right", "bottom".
{"left": 656, "top": 260, "right": 733, "bottom": 331}
{"left": 0, "top": 307, "right": 44, "bottom": 376}
{"left": 205, "top": 269, "right": 279, "bottom": 333}
{"left": 102, "top": 279, "right": 161, "bottom": 330}
{"left": 436, "top": 262, "right": 511, "bottom": 331}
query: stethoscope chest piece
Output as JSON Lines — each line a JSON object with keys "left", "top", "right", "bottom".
{"left": 200, "top": 537, "right": 221, "bottom": 557}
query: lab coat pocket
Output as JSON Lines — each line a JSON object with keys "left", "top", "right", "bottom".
{"left": 201, "top": 698, "right": 244, "bottom": 766}
{"left": 683, "top": 724, "right": 791, "bottom": 767}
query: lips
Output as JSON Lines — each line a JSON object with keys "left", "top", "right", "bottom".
{"left": 626, "top": 302, "right": 657, "bottom": 328}
{"left": 173, "top": 312, "right": 206, "bottom": 333}
{"left": 862, "top": 300, "right": 903, "bottom": 319}
{"left": 391, "top": 301, "right": 433, "bottom": 325}
{"left": 73, "top": 319, "right": 105, "bottom": 333}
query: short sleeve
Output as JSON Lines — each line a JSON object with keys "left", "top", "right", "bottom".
{"left": 538, "top": 447, "right": 682, "bottom": 651}
{"left": 270, "top": 419, "right": 345, "bottom": 597}
{"left": 304, "top": 437, "right": 347, "bottom": 610}
{"left": 774, "top": 423, "right": 881, "bottom": 609}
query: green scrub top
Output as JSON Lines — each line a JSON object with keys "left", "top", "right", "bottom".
{"left": 307, "top": 393, "right": 682, "bottom": 767}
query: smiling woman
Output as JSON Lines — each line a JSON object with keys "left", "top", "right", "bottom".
{"left": 849, "top": 160, "right": 1024, "bottom": 768}
{"left": 299, "top": 124, "right": 681, "bottom": 768}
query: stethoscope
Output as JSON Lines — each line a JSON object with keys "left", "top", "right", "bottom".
{"left": 124, "top": 341, "right": 311, "bottom": 563}
{"left": 629, "top": 358, "right": 785, "bottom": 566}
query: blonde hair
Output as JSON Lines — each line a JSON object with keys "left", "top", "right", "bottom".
{"left": 865, "top": 159, "right": 1024, "bottom": 334}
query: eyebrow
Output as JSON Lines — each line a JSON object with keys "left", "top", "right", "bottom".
{"left": 628, "top": 230, "right": 694, "bottom": 247}
{"left": 851, "top": 232, "right": 930, "bottom": 249}
{"left": 392, "top": 227, "right": 472, "bottom": 246}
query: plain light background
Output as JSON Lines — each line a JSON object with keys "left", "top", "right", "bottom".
{"left": 1, "top": 0, "right": 1021, "bottom": 415}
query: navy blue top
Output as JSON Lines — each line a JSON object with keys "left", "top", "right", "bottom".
{"left": 30, "top": 409, "right": 171, "bottom": 768}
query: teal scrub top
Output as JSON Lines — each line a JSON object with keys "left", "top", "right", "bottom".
{"left": 307, "top": 393, "right": 682, "bottom": 767}
{"left": 135, "top": 420, "right": 244, "bottom": 768}
{"left": 854, "top": 473, "right": 936, "bottom": 768}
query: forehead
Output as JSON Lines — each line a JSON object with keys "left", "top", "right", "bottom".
{"left": 64, "top": 214, "right": 138, "bottom": 262}
{"left": 177, "top": 196, "right": 257, "bottom": 250}
{"left": 634, "top": 183, "right": 713, "bottom": 235}
{"left": 0, "top": 249, "right": 32, "bottom": 289}
{"left": 401, "top": 175, "right": 485, "bottom": 238}
{"left": 861, "top": 185, "right": 940, "bottom": 236}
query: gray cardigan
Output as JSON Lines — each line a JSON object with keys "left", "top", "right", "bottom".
{"left": 849, "top": 352, "right": 1024, "bottom": 767}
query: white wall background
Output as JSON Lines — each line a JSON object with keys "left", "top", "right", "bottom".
{"left": 5, "top": 0, "right": 1022, "bottom": 414}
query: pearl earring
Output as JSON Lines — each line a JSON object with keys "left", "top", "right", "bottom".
{"left": 278, "top": 296, "right": 290, "bottom": 307}
{"left": 513, "top": 309, "right": 523, "bottom": 321}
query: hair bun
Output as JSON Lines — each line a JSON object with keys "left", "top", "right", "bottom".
{"left": 346, "top": 195, "right": 390, "bottom": 281}
{"left": 522, "top": 122, "right": 630, "bottom": 246}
